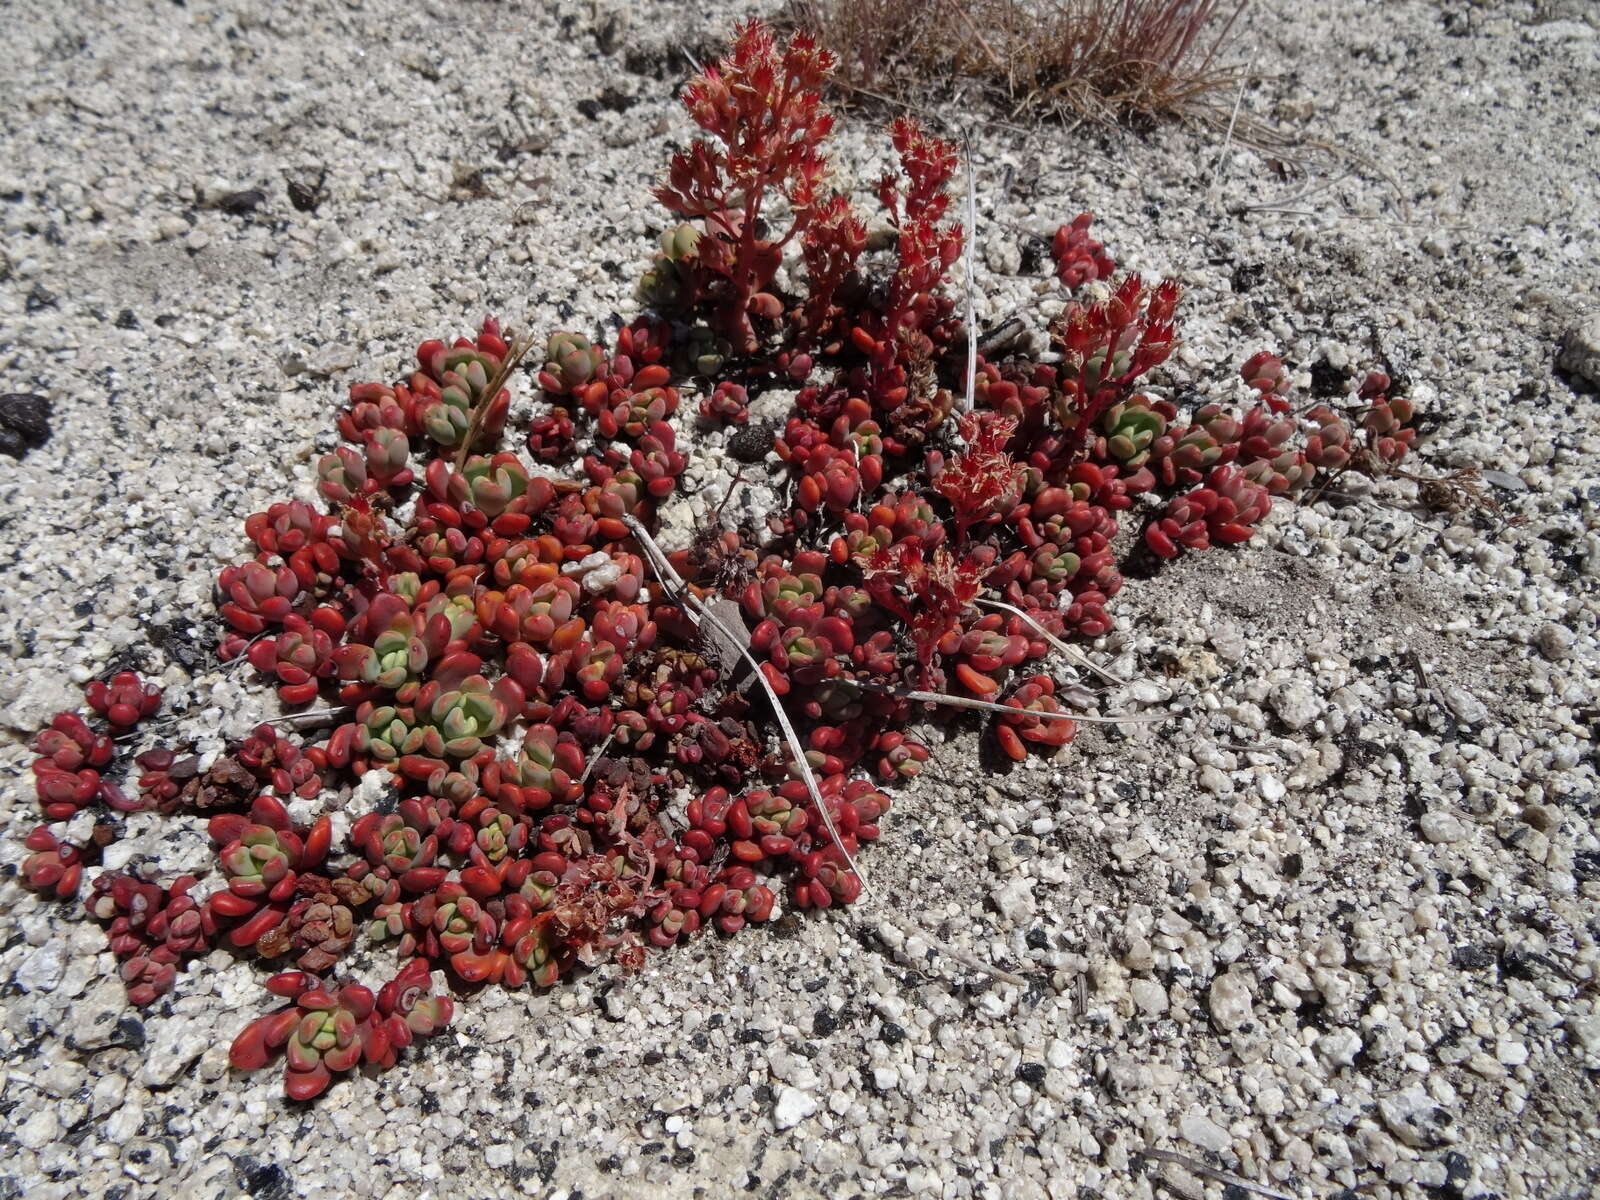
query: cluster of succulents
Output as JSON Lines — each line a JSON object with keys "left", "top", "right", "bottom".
{"left": 17, "top": 19, "right": 1420, "bottom": 1102}
{"left": 228, "top": 960, "right": 452, "bottom": 1099}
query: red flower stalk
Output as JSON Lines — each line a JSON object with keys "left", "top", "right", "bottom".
{"left": 654, "top": 20, "right": 837, "bottom": 352}
{"left": 1051, "top": 274, "right": 1181, "bottom": 443}
{"left": 933, "top": 412, "right": 1026, "bottom": 541}
{"left": 848, "top": 117, "right": 963, "bottom": 409}
{"left": 800, "top": 194, "right": 867, "bottom": 340}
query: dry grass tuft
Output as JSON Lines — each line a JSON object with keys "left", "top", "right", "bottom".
{"left": 791, "top": 0, "right": 1250, "bottom": 124}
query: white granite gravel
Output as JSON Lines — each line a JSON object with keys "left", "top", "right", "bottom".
{"left": 2, "top": 1, "right": 1598, "bottom": 1198}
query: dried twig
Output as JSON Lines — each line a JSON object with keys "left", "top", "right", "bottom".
{"left": 1140, "top": 1148, "right": 1296, "bottom": 1200}
{"left": 846, "top": 679, "right": 1171, "bottom": 725}
{"left": 622, "top": 514, "right": 863, "bottom": 894}
{"left": 576, "top": 730, "right": 617, "bottom": 787}
{"left": 1240, "top": 166, "right": 1355, "bottom": 213}
{"left": 262, "top": 707, "right": 354, "bottom": 732}
{"left": 1204, "top": 55, "right": 1252, "bottom": 189}
{"left": 453, "top": 331, "right": 536, "bottom": 471}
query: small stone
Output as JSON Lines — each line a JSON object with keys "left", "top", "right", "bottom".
{"left": 0, "top": 392, "right": 54, "bottom": 459}
{"left": 1121, "top": 936, "right": 1155, "bottom": 971}
{"left": 990, "top": 875, "right": 1034, "bottom": 925}
{"left": 1495, "top": 1038, "right": 1528, "bottom": 1067}
{"left": 17, "top": 1108, "right": 61, "bottom": 1150}
{"left": 872, "top": 1066, "right": 899, "bottom": 1091}
{"left": 1114, "top": 835, "right": 1152, "bottom": 861}
{"left": 14, "top": 940, "right": 67, "bottom": 993}
{"left": 122, "top": 1139, "right": 172, "bottom": 1183}
{"left": 141, "top": 1019, "right": 212, "bottom": 1087}
{"left": 1441, "top": 685, "right": 1488, "bottom": 726}
{"left": 105, "top": 1103, "right": 143, "bottom": 1143}
{"left": 1533, "top": 623, "right": 1574, "bottom": 662}
{"left": 1557, "top": 313, "right": 1600, "bottom": 387}
{"left": 1517, "top": 830, "right": 1549, "bottom": 862}
{"left": 1378, "top": 1086, "right": 1455, "bottom": 1148}
{"left": 1178, "top": 1112, "right": 1231, "bottom": 1154}
{"left": 65, "top": 979, "right": 135, "bottom": 1050}
{"left": 1521, "top": 804, "right": 1560, "bottom": 832}
{"left": 1568, "top": 1013, "right": 1600, "bottom": 1052}
{"left": 1420, "top": 811, "right": 1467, "bottom": 845}
{"left": 1269, "top": 681, "right": 1323, "bottom": 730}
{"left": 983, "top": 234, "right": 1021, "bottom": 275}
{"left": 485, "top": 1144, "right": 514, "bottom": 1168}
{"left": 1208, "top": 970, "right": 1254, "bottom": 1032}
{"left": 210, "top": 187, "right": 267, "bottom": 215}
{"left": 1209, "top": 625, "right": 1247, "bottom": 662}
{"left": 307, "top": 344, "right": 360, "bottom": 376}
{"left": 773, "top": 1086, "right": 817, "bottom": 1129}
{"left": 1480, "top": 469, "right": 1526, "bottom": 492}
{"left": 1130, "top": 978, "right": 1168, "bottom": 1016}
{"left": 90, "top": 1073, "right": 127, "bottom": 1118}
{"left": 1317, "top": 1028, "right": 1363, "bottom": 1068}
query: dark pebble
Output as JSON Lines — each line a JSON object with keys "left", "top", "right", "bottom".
{"left": 237, "top": 1159, "right": 291, "bottom": 1200}
{"left": 0, "top": 392, "right": 52, "bottom": 458}
{"left": 727, "top": 419, "right": 776, "bottom": 463}
{"left": 212, "top": 188, "right": 266, "bottom": 216}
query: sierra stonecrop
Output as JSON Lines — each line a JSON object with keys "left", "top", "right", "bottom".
{"left": 21, "top": 18, "right": 1419, "bottom": 1105}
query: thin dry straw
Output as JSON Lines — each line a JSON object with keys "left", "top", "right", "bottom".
{"left": 847, "top": 678, "right": 1171, "bottom": 725}
{"left": 960, "top": 126, "right": 978, "bottom": 415}
{"left": 975, "top": 597, "right": 1126, "bottom": 685}
{"left": 1140, "top": 1148, "right": 1296, "bottom": 1200}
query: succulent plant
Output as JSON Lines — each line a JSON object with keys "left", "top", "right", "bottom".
{"left": 1098, "top": 395, "right": 1168, "bottom": 467}
{"left": 85, "top": 671, "right": 163, "bottom": 728}
{"left": 538, "top": 332, "right": 606, "bottom": 395}
{"left": 414, "top": 328, "right": 512, "bottom": 450}
{"left": 218, "top": 559, "right": 303, "bottom": 634}
{"left": 1145, "top": 465, "right": 1273, "bottom": 558}
{"left": 247, "top": 615, "right": 335, "bottom": 705}
{"left": 20, "top": 827, "right": 88, "bottom": 900}
{"left": 699, "top": 380, "right": 750, "bottom": 425}
{"left": 38, "top": 19, "right": 1395, "bottom": 1107}
{"left": 1051, "top": 212, "right": 1115, "bottom": 290}
{"left": 1240, "top": 350, "right": 1293, "bottom": 413}
{"left": 410, "top": 672, "right": 518, "bottom": 759}
{"left": 85, "top": 872, "right": 208, "bottom": 1006}
{"left": 526, "top": 405, "right": 576, "bottom": 461}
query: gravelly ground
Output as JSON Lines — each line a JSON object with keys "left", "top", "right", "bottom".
{"left": 2, "top": 1, "right": 1597, "bottom": 1197}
